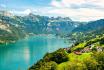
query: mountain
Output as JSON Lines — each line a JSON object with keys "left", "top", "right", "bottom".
{"left": 17, "top": 13, "right": 77, "bottom": 34}
{"left": 29, "top": 19, "right": 104, "bottom": 70}
{"left": 0, "top": 11, "right": 82, "bottom": 43}
{"left": 67, "top": 19, "right": 104, "bottom": 44}
{"left": 0, "top": 21, "right": 26, "bottom": 44}
{"left": 29, "top": 34, "right": 104, "bottom": 70}
{"left": 0, "top": 11, "right": 80, "bottom": 35}
{"left": 72, "top": 19, "right": 104, "bottom": 33}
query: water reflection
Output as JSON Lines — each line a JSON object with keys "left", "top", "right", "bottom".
{"left": 23, "top": 47, "right": 30, "bottom": 63}
{"left": 0, "top": 36, "right": 71, "bottom": 70}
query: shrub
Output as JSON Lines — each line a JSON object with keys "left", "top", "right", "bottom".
{"left": 44, "top": 48, "right": 69, "bottom": 64}
{"left": 83, "top": 57, "right": 98, "bottom": 70}
{"left": 92, "top": 52, "right": 104, "bottom": 70}
{"left": 92, "top": 47, "right": 97, "bottom": 52}
{"left": 67, "top": 61, "right": 87, "bottom": 70}
{"left": 29, "top": 61, "right": 57, "bottom": 70}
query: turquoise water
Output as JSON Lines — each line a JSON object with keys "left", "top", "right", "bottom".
{"left": 0, "top": 36, "right": 70, "bottom": 70}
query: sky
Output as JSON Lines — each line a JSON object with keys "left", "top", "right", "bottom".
{"left": 0, "top": 0, "right": 104, "bottom": 21}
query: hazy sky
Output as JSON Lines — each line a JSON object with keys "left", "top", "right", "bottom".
{"left": 0, "top": 0, "right": 104, "bottom": 21}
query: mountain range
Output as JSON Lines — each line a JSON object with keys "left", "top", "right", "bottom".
{"left": 0, "top": 10, "right": 104, "bottom": 44}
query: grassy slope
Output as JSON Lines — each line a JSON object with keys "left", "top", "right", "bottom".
{"left": 29, "top": 34, "right": 104, "bottom": 70}
{"left": 57, "top": 52, "right": 92, "bottom": 70}
{"left": 57, "top": 36, "right": 104, "bottom": 70}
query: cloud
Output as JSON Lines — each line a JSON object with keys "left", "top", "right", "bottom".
{"left": 23, "top": 9, "right": 32, "bottom": 14}
{"left": 10, "top": 9, "right": 32, "bottom": 15}
{"left": 49, "top": 0, "right": 104, "bottom": 21}
{"left": 51, "top": 0, "right": 85, "bottom": 8}
{"left": 47, "top": 7, "right": 104, "bottom": 21}
{"left": 51, "top": 0, "right": 62, "bottom": 7}
{"left": 51, "top": 0, "right": 104, "bottom": 9}
{"left": 10, "top": 6, "right": 104, "bottom": 21}
{"left": 4, "top": 0, "right": 104, "bottom": 21}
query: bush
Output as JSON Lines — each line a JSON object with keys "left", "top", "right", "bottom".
{"left": 29, "top": 61, "right": 57, "bottom": 70}
{"left": 66, "top": 61, "right": 87, "bottom": 70}
{"left": 83, "top": 57, "right": 98, "bottom": 70}
{"left": 44, "top": 48, "right": 69, "bottom": 64}
{"left": 29, "top": 49, "right": 68, "bottom": 70}
{"left": 92, "top": 47, "right": 97, "bottom": 52}
{"left": 92, "top": 52, "right": 104, "bottom": 70}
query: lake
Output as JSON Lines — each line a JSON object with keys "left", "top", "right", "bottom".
{"left": 0, "top": 35, "right": 71, "bottom": 70}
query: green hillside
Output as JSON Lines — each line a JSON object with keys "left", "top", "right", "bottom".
{"left": 29, "top": 31, "right": 104, "bottom": 70}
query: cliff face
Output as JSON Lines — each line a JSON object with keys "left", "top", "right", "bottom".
{"left": 0, "top": 11, "right": 82, "bottom": 43}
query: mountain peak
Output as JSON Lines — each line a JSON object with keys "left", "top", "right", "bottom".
{"left": 0, "top": 11, "right": 13, "bottom": 16}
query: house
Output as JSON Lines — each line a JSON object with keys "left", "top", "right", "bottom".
{"left": 96, "top": 47, "right": 103, "bottom": 52}
{"left": 81, "top": 47, "right": 91, "bottom": 53}
{"left": 63, "top": 48, "right": 71, "bottom": 53}
{"left": 74, "top": 51, "right": 82, "bottom": 55}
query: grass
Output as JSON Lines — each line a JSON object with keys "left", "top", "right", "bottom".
{"left": 68, "top": 52, "right": 92, "bottom": 61}
{"left": 57, "top": 52, "right": 92, "bottom": 70}
{"left": 71, "top": 42, "right": 86, "bottom": 51}
{"left": 56, "top": 36, "right": 104, "bottom": 70}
